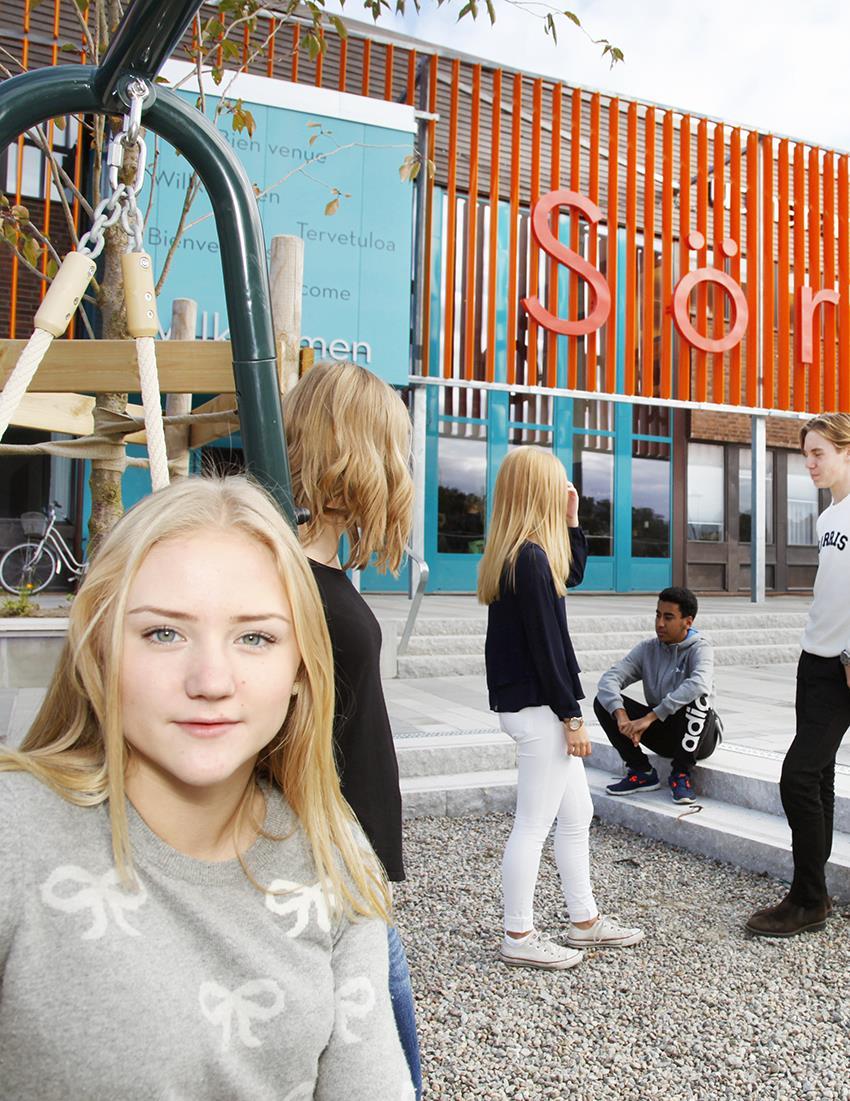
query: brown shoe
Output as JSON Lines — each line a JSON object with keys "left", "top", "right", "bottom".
{"left": 745, "top": 894, "right": 828, "bottom": 938}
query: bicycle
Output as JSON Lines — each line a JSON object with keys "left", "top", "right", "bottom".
{"left": 0, "top": 505, "right": 86, "bottom": 595}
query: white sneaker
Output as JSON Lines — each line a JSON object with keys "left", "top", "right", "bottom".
{"left": 565, "top": 914, "right": 644, "bottom": 949}
{"left": 499, "top": 929, "right": 584, "bottom": 971}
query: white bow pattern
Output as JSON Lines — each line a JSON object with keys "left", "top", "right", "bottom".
{"left": 40, "top": 864, "right": 147, "bottom": 940}
{"left": 265, "top": 879, "right": 333, "bottom": 937}
{"left": 199, "top": 979, "right": 286, "bottom": 1050}
{"left": 335, "top": 976, "right": 376, "bottom": 1044}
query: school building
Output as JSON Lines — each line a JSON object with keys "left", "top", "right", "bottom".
{"left": 2, "top": 3, "right": 848, "bottom": 593}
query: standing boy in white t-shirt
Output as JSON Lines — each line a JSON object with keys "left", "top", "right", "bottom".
{"left": 747, "top": 413, "right": 850, "bottom": 937}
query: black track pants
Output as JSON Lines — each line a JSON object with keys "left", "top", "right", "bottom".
{"left": 781, "top": 651, "right": 850, "bottom": 908}
{"left": 593, "top": 694, "right": 719, "bottom": 775}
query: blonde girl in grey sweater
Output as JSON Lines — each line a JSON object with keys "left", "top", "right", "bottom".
{"left": 0, "top": 477, "right": 413, "bottom": 1101}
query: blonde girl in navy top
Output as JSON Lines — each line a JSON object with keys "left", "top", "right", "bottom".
{"left": 479, "top": 447, "right": 643, "bottom": 970}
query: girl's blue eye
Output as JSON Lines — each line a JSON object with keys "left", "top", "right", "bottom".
{"left": 240, "top": 632, "right": 274, "bottom": 647}
{"left": 146, "top": 627, "right": 180, "bottom": 644}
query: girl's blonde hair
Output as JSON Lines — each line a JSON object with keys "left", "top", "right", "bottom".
{"left": 800, "top": 412, "right": 850, "bottom": 452}
{"left": 283, "top": 362, "right": 413, "bottom": 573}
{"left": 0, "top": 477, "right": 389, "bottom": 921}
{"left": 477, "top": 447, "right": 573, "bottom": 605}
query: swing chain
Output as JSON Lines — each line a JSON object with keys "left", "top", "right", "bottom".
{"left": 78, "top": 80, "right": 150, "bottom": 259}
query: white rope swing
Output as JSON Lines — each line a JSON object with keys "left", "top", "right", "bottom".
{"left": 0, "top": 84, "right": 170, "bottom": 491}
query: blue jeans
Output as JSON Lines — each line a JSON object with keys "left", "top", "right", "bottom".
{"left": 387, "top": 925, "right": 422, "bottom": 1100}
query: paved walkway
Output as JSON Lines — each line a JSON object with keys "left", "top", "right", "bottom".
{"left": 371, "top": 591, "right": 850, "bottom": 769}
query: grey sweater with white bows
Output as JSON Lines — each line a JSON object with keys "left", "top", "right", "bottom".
{"left": 0, "top": 771, "right": 413, "bottom": 1101}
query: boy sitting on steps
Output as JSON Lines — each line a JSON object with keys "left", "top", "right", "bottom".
{"left": 593, "top": 587, "right": 723, "bottom": 805}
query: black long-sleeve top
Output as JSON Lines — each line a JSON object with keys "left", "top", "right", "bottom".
{"left": 310, "top": 560, "right": 405, "bottom": 882}
{"left": 484, "top": 528, "right": 588, "bottom": 721}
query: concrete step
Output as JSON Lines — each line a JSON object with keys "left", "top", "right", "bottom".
{"left": 397, "top": 642, "right": 802, "bottom": 678}
{"left": 402, "top": 627, "right": 805, "bottom": 656}
{"left": 396, "top": 731, "right": 850, "bottom": 899}
{"left": 403, "top": 611, "right": 809, "bottom": 639}
{"left": 395, "top": 731, "right": 515, "bottom": 779}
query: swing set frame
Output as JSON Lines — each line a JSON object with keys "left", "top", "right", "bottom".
{"left": 0, "top": 0, "right": 296, "bottom": 522}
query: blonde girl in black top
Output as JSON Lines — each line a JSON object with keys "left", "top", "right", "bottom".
{"left": 283, "top": 362, "right": 421, "bottom": 1097}
{"left": 479, "top": 447, "right": 643, "bottom": 970}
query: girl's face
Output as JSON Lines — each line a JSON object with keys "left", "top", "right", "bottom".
{"left": 120, "top": 530, "right": 301, "bottom": 800}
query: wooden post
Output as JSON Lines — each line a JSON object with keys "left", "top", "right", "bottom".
{"left": 269, "top": 235, "right": 304, "bottom": 393}
{"left": 165, "top": 298, "right": 196, "bottom": 477}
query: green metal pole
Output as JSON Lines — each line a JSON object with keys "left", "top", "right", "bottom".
{"left": 0, "top": 52, "right": 296, "bottom": 524}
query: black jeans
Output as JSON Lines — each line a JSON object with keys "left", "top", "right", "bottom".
{"left": 593, "top": 694, "right": 718, "bottom": 774}
{"left": 781, "top": 651, "right": 850, "bottom": 908}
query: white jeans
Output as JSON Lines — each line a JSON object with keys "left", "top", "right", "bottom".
{"left": 500, "top": 705, "right": 598, "bottom": 930}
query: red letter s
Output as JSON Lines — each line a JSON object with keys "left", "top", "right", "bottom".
{"left": 521, "top": 189, "right": 611, "bottom": 336}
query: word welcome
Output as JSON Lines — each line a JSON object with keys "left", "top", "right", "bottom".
{"left": 523, "top": 189, "right": 833, "bottom": 365}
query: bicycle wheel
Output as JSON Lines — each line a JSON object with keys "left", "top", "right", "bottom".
{"left": 0, "top": 542, "right": 57, "bottom": 595}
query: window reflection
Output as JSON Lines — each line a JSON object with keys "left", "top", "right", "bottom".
{"left": 632, "top": 441, "right": 670, "bottom": 557}
{"left": 687, "top": 443, "right": 725, "bottom": 542}
{"left": 787, "top": 453, "right": 819, "bottom": 546}
{"left": 739, "top": 449, "right": 774, "bottom": 544}
{"left": 437, "top": 433, "right": 487, "bottom": 554}
{"left": 573, "top": 436, "right": 613, "bottom": 556}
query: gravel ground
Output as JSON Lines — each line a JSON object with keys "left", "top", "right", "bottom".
{"left": 393, "top": 814, "right": 850, "bottom": 1101}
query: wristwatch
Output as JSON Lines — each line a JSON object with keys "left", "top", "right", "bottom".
{"left": 566, "top": 716, "right": 584, "bottom": 730}
{"left": 840, "top": 649, "right": 850, "bottom": 667}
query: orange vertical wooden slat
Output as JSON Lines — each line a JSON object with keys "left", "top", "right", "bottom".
{"left": 605, "top": 98, "right": 619, "bottom": 393}
{"left": 384, "top": 44, "right": 394, "bottom": 101}
{"left": 463, "top": 65, "right": 482, "bottom": 382}
{"left": 839, "top": 156, "right": 850, "bottom": 412}
{"left": 338, "top": 34, "right": 348, "bottom": 91}
{"left": 823, "top": 152, "right": 837, "bottom": 411}
{"left": 678, "top": 115, "right": 691, "bottom": 400}
{"left": 361, "top": 38, "right": 371, "bottom": 97}
{"left": 807, "top": 147, "right": 821, "bottom": 411}
{"left": 567, "top": 87, "right": 581, "bottom": 390}
{"left": 241, "top": 23, "right": 250, "bottom": 71}
{"left": 745, "top": 131, "right": 759, "bottom": 408}
{"left": 527, "top": 79, "right": 543, "bottom": 385}
{"left": 711, "top": 122, "right": 725, "bottom": 402}
{"left": 624, "top": 101, "right": 638, "bottom": 395}
{"left": 39, "top": 0, "right": 62, "bottom": 300}
{"left": 420, "top": 55, "right": 438, "bottom": 378}
{"left": 506, "top": 73, "right": 523, "bottom": 387}
{"left": 406, "top": 50, "right": 417, "bottom": 106}
{"left": 266, "top": 17, "right": 276, "bottom": 77}
{"left": 758, "top": 134, "right": 773, "bottom": 408}
{"left": 9, "top": 0, "right": 32, "bottom": 336}
{"left": 777, "top": 140, "right": 791, "bottom": 409}
{"left": 485, "top": 69, "right": 502, "bottom": 384}
{"left": 728, "top": 128, "right": 743, "bottom": 403}
{"left": 290, "top": 24, "right": 300, "bottom": 82}
{"left": 546, "top": 83, "right": 562, "bottom": 389}
{"left": 793, "top": 144, "right": 806, "bottom": 410}
{"left": 695, "top": 118, "right": 709, "bottom": 401}
{"left": 587, "top": 92, "right": 601, "bottom": 392}
{"left": 659, "top": 111, "right": 673, "bottom": 400}
{"left": 315, "top": 29, "right": 325, "bottom": 86}
{"left": 641, "top": 106, "right": 655, "bottom": 398}
{"left": 443, "top": 59, "right": 461, "bottom": 379}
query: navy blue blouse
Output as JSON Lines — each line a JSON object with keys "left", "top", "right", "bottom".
{"left": 484, "top": 528, "right": 588, "bottom": 721}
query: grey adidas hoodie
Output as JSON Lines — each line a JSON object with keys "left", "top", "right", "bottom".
{"left": 596, "top": 629, "right": 715, "bottom": 721}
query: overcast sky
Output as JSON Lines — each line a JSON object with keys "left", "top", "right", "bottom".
{"left": 355, "top": 0, "right": 850, "bottom": 152}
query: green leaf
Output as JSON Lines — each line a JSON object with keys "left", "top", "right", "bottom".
{"left": 330, "top": 15, "right": 348, "bottom": 39}
{"left": 22, "top": 236, "right": 40, "bottom": 267}
{"left": 324, "top": 197, "right": 340, "bottom": 216}
{"left": 564, "top": 10, "right": 581, "bottom": 26}
{"left": 52, "top": 117, "right": 66, "bottom": 132}
{"left": 546, "top": 13, "right": 557, "bottom": 43}
{"left": 220, "top": 39, "right": 240, "bottom": 60}
{"left": 11, "top": 204, "right": 29, "bottom": 223}
{"left": 485, "top": 0, "right": 495, "bottom": 24}
{"left": 46, "top": 258, "right": 58, "bottom": 280}
{"left": 2, "top": 223, "right": 17, "bottom": 244}
{"left": 211, "top": 67, "right": 224, "bottom": 86}
{"left": 59, "top": 43, "right": 79, "bottom": 53}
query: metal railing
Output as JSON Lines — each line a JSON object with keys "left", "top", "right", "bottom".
{"left": 397, "top": 545, "right": 429, "bottom": 656}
